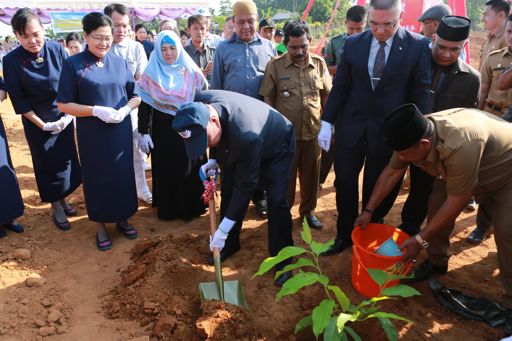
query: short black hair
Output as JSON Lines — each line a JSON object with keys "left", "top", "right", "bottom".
{"left": 283, "top": 20, "right": 311, "bottom": 46}
{"left": 82, "top": 12, "right": 113, "bottom": 34}
{"left": 346, "top": 5, "right": 367, "bottom": 22}
{"left": 187, "top": 15, "right": 208, "bottom": 29}
{"left": 180, "top": 29, "right": 190, "bottom": 39}
{"left": 11, "top": 8, "right": 42, "bottom": 36}
{"left": 65, "top": 32, "right": 81, "bottom": 45}
{"left": 103, "top": 3, "right": 130, "bottom": 17}
{"left": 485, "top": 0, "right": 511, "bottom": 15}
{"left": 134, "top": 23, "right": 146, "bottom": 33}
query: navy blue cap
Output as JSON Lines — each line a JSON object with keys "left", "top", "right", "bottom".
{"left": 172, "top": 102, "right": 210, "bottom": 160}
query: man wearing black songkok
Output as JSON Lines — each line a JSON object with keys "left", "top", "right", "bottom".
{"left": 400, "top": 16, "right": 481, "bottom": 253}
{"left": 355, "top": 103, "right": 512, "bottom": 338}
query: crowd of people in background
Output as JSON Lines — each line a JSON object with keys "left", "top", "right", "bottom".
{"left": 1, "top": 0, "right": 512, "bottom": 336}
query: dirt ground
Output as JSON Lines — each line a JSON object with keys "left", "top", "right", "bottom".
{"left": 1, "top": 32, "right": 509, "bottom": 341}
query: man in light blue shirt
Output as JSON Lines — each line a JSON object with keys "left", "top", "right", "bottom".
{"left": 210, "top": 0, "right": 276, "bottom": 217}
{"left": 211, "top": 1, "right": 276, "bottom": 99}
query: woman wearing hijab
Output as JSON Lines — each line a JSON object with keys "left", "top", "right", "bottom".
{"left": 0, "top": 78, "right": 24, "bottom": 238}
{"left": 57, "top": 12, "right": 140, "bottom": 251}
{"left": 3, "top": 8, "right": 81, "bottom": 231}
{"left": 137, "top": 30, "right": 207, "bottom": 221}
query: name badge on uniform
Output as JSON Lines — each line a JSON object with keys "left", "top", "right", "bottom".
{"left": 35, "top": 57, "right": 44, "bottom": 63}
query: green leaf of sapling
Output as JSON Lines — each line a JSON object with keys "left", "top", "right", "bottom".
{"left": 253, "top": 246, "right": 307, "bottom": 277}
{"left": 381, "top": 285, "right": 421, "bottom": 298}
{"left": 312, "top": 299, "right": 336, "bottom": 337}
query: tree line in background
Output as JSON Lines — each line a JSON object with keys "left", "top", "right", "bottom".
{"left": 218, "top": 0, "right": 485, "bottom": 32}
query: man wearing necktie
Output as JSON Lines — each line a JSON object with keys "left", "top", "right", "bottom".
{"left": 318, "top": 0, "right": 431, "bottom": 255}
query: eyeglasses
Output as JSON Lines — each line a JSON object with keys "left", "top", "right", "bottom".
{"left": 369, "top": 20, "right": 399, "bottom": 30}
{"left": 88, "top": 35, "right": 113, "bottom": 43}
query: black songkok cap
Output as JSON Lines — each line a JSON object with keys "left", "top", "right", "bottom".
{"left": 436, "top": 15, "right": 471, "bottom": 42}
{"left": 380, "top": 103, "right": 429, "bottom": 151}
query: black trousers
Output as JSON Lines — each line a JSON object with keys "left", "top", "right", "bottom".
{"left": 400, "top": 164, "right": 435, "bottom": 236}
{"left": 333, "top": 138, "right": 402, "bottom": 241}
{"left": 220, "top": 149, "right": 295, "bottom": 259}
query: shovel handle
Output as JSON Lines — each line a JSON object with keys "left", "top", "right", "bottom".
{"left": 208, "top": 178, "right": 221, "bottom": 258}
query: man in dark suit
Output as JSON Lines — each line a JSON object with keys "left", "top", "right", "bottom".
{"left": 172, "top": 90, "right": 296, "bottom": 286}
{"left": 318, "top": 0, "right": 431, "bottom": 255}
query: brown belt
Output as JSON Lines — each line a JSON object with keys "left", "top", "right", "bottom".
{"left": 485, "top": 102, "right": 505, "bottom": 114}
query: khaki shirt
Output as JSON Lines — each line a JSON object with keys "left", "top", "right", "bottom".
{"left": 481, "top": 47, "right": 512, "bottom": 113}
{"left": 259, "top": 52, "right": 331, "bottom": 141}
{"left": 479, "top": 30, "right": 507, "bottom": 72}
{"left": 389, "top": 108, "right": 512, "bottom": 199}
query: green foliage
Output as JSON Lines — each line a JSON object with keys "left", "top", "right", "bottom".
{"left": 254, "top": 217, "right": 421, "bottom": 340}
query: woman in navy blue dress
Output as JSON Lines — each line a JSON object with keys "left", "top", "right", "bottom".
{"left": 0, "top": 78, "right": 24, "bottom": 238}
{"left": 57, "top": 12, "right": 140, "bottom": 251}
{"left": 3, "top": 8, "right": 81, "bottom": 231}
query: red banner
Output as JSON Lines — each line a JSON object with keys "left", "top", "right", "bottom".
{"left": 302, "top": 0, "right": 316, "bottom": 20}
{"left": 315, "top": 0, "right": 342, "bottom": 54}
{"left": 354, "top": 0, "right": 469, "bottom": 63}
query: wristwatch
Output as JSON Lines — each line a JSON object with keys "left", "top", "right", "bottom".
{"left": 415, "top": 234, "right": 430, "bottom": 249}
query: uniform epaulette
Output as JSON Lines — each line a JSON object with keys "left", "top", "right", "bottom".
{"left": 489, "top": 47, "right": 508, "bottom": 56}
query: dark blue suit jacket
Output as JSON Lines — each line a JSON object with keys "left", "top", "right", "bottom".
{"left": 322, "top": 27, "right": 431, "bottom": 156}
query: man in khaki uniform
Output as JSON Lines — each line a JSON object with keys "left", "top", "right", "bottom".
{"left": 355, "top": 104, "right": 512, "bottom": 337}
{"left": 260, "top": 20, "right": 331, "bottom": 229}
{"left": 479, "top": 40, "right": 512, "bottom": 116}
{"left": 470, "top": 14, "right": 512, "bottom": 243}
{"left": 479, "top": 0, "right": 509, "bottom": 72}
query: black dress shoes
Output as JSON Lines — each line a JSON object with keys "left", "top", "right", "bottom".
{"left": 304, "top": 215, "right": 323, "bottom": 229}
{"left": 207, "top": 246, "right": 240, "bottom": 266}
{"left": 466, "top": 226, "right": 491, "bottom": 244}
{"left": 321, "top": 238, "right": 352, "bottom": 256}
{"left": 255, "top": 199, "right": 268, "bottom": 217}
{"left": 274, "top": 270, "right": 293, "bottom": 287}
{"left": 406, "top": 259, "right": 448, "bottom": 284}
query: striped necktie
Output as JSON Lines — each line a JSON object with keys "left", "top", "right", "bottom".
{"left": 372, "top": 41, "right": 387, "bottom": 89}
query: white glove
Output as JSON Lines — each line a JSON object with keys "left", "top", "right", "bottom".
{"left": 199, "top": 159, "right": 220, "bottom": 181}
{"left": 318, "top": 120, "right": 333, "bottom": 152}
{"left": 138, "top": 134, "right": 154, "bottom": 154}
{"left": 42, "top": 115, "right": 73, "bottom": 135}
{"left": 209, "top": 217, "right": 236, "bottom": 251}
{"left": 92, "top": 105, "right": 122, "bottom": 123}
{"left": 117, "top": 105, "right": 132, "bottom": 120}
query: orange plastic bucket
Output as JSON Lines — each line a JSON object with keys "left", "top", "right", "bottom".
{"left": 351, "top": 223, "right": 412, "bottom": 298}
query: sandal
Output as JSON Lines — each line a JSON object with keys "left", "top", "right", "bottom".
{"left": 96, "top": 233, "right": 112, "bottom": 251}
{"left": 116, "top": 223, "right": 138, "bottom": 240}
{"left": 53, "top": 215, "right": 71, "bottom": 231}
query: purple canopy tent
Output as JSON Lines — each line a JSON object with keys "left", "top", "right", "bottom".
{"left": 0, "top": 1, "right": 210, "bottom": 25}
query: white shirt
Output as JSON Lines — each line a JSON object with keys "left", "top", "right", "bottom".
{"left": 367, "top": 35, "right": 394, "bottom": 79}
{"left": 109, "top": 38, "right": 148, "bottom": 79}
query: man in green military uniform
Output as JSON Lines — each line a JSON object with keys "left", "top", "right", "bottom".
{"left": 355, "top": 104, "right": 512, "bottom": 337}
{"left": 260, "top": 20, "right": 331, "bottom": 229}
{"left": 324, "top": 5, "right": 367, "bottom": 76}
